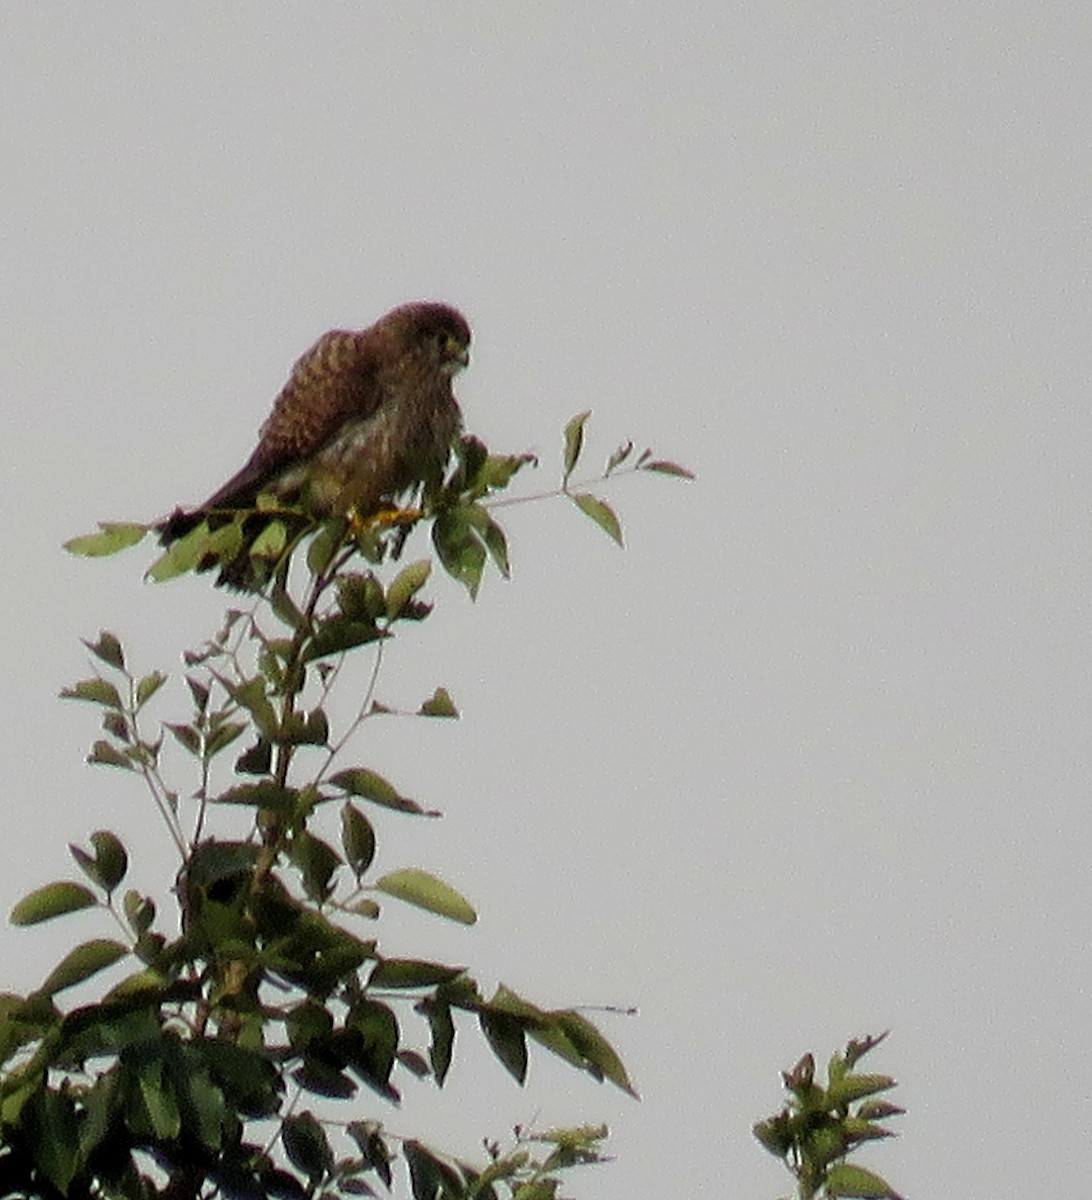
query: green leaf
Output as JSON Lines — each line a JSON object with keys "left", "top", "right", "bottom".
{"left": 276, "top": 708, "right": 330, "bottom": 746}
{"left": 218, "top": 675, "right": 279, "bottom": 739}
{"left": 605, "top": 441, "right": 633, "bottom": 475}
{"left": 294, "top": 1059, "right": 357, "bottom": 1099}
{"left": 562, "top": 411, "right": 591, "bottom": 484}
{"left": 186, "top": 675, "right": 210, "bottom": 713}
{"left": 188, "top": 840, "right": 262, "bottom": 888}
{"left": 23, "top": 1089, "right": 79, "bottom": 1190}
{"left": 338, "top": 571, "right": 386, "bottom": 621}
{"left": 824, "top": 1162, "right": 904, "bottom": 1199}
{"left": 433, "top": 502, "right": 510, "bottom": 596}
{"left": 123, "top": 889, "right": 156, "bottom": 937}
{"left": 92, "top": 830, "right": 128, "bottom": 889}
{"left": 396, "top": 1049, "right": 430, "bottom": 1078}
{"left": 330, "top": 768, "right": 436, "bottom": 816}
{"left": 138, "top": 1058, "right": 181, "bottom": 1139}
{"left": 250, "top": 519, "right": 288, "bottom": 559}
{"left": 571, "top": 493, "right": 623, "bottom": 546}
{"left": 102, "top": 710, "right": 130, "bottom": 742}
{"left": 182, "top": 1065, "right": 227, "bottom": 1152}
{"left": 135, "top": 670, "right": 168, "bottom": 707}
{"left": 856, "top": 1100, "right": 905, "bottom": 1120}
{"left": 479, "top": 1010, "right": 528, "bottom": 1084}
{"left": 165, "top": 722, "right": 201, "bottom": 755}
{"left": 282, "top": 1110, "right": 334, "bottom": 1182}
{"left": 753, "top": 1113, "right": 794, "bottom": 1157}
{"left": 827, "top": 1073, "right": 898, "bottom": 1107}
{"left": 418, "top": 687, "right": 458, "bottom": 718}
{"left": 449, "top": 434, "right": 489, "bottom": 489}
{"left": 215, "top": 782, "right": 298, "bottom": 813}
{"left": 235, "top": 737, "right": 272, "bottom": 775}
{"left": 421, "top": 998, "right": 455, "bottom": 1085}
{"left": 10, "top": 881, "right": 97, "bottom": 925}
{"left": 843, "top": 1117, "right": 896, "bottom": 1145}
{"left": 346, "top": 1120, "right": 394, "bottom": 1189}
{"left": 191, "top": 1038, "right": 282, "bottom": 1118}
{"left": 476, "top": 451, "right": 537, "bottom": 492}
{"left": 270, "top": 580, "right": 306, "bottom": 630}
{"left": 488, "top": 983, "right": 544, "bottom": 1020}
{"left": 844, "top": 1031, "right": 889, "bottom": 1070}
{"left": 64, "top": 523, "right": 148, "bottom": 557}
{"left": 480, "top": 513, "right": 511, "bottom": 577}
{"left": 507, "top": 1183, "right": 555, "bottom": 1200}
{"left": 289, "top": 832, "right": 342, "bottom": 903}
{"left": 404, "top": 1140, "right": 466, "bottom": 1200}
{"left": 82, "top": 630, "right": 125, "bottom": 670}
{"left": 205, "top": 720, "right": 246, "bottom": 758}
{"left": 552, "top": 1010, "right": 638, "bottom": 1097}
{"left": 38, "top": 938, "right": 128, "bottom": 996}
{"left": 60, "top": 677, "right": 124, "bottom": 709}
{"left": 368, "top": 959, "right": 465, "bottom": 989}
{"left": 386, "top": 559, "right": 431, "bottom": 619}
{"left": 71, "top": 830, "right": 128, "bottom": 892}
{"left": 433, "top": 505, "right": 487, "bottom": 598}
{"left": 375, "top": 868, "right": 476, "bottom": 925}
{"left": 341, "top": 804, "right": 377, "bottom": 878}
{"left": 285, "top": 1001, "right": 333, "bottom": 1052}
{"left": 805, "top": 1123, "right": 848, "bottom": 1168}
{"left": 303, "top": 614, "right": 384, "bottom": 661}
{"left": 784, "top": 1051, "right": 815, "bottom": 1094}
{"left": 88, "top": 739, "right": 133, "bottom": 769}
{"left": 640, "top": 459, "right": 695, "bottom": 479}
{"left": 307, "top": 517, "right": 349, "bottom": 576}
{"left": 345, "top": 1000, "right": 400, "bottom": 1100}
{"left": 145, "top": 521, "right": 216, "bottom": 582}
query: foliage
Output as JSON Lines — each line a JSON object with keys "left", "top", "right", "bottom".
{"left": 2, "top": 419, "right": 689, "bottom": 1199}
{"left": 753, "top": 1033, "right": 905, "bottom": 1200}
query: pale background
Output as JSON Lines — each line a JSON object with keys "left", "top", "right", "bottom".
{"left": 3, "top": 5, "right": 1090, "bottom": 1197}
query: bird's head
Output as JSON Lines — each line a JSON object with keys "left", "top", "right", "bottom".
{"left": 383, "top": 301, "right": 471, "bottom": 377}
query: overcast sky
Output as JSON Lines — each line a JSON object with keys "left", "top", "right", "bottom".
{"left": 3, "top": 5, "right": 1090, "bottom": 1197}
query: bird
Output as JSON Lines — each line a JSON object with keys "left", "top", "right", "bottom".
{"left": 157, "top": 301, "right": 471, "bottom": 586}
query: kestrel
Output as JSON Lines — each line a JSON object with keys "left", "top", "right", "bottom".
{"left": 158, "top": 301, "right": 471, "bottom": 584}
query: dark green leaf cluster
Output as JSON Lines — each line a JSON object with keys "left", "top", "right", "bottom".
{"left": 753, "top": 1033, "right": 905, "bottom": 1200}
{"left": 6, "top": 420, "right": 690, "bottom": 1198}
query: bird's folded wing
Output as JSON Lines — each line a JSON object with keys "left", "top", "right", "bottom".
{"left": 198, "top": 329, "right": 383, "bottom": 511}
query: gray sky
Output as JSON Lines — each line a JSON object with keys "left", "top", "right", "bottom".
{"left": 3, "top": 5, "right": 1090, "bottom": 1196}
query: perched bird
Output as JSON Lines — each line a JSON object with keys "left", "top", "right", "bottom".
{"left": 158, "top": 301, "right": 471, "bottom": 585}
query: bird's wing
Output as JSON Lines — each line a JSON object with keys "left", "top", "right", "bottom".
{"left": 199, "top": 329, "right": 383, "bottom": 510}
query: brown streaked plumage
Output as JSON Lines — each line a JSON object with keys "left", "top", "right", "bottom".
{"left": 158, "top": 302, "right": 470, "bottom": 569}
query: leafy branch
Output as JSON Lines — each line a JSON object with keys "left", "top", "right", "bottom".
{"left": 63, "top": 412, "right": 693, "bottom": 594}
{"left": 1, "top": 416, "right": 687, "bottom": 1199}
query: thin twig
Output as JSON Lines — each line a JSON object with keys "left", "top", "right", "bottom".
{"left": 317, "top": 639, "right": 386, "bottom": 785}
{"left": 483, "top": 463, "right": 647, "bottom": 510}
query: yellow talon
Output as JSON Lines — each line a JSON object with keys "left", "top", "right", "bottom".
{"left": 349, "top": 506, "right": 423, "bottom": 535}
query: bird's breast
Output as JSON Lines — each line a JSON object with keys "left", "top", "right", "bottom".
{"left": 283, "top": 390, "right": 460, "bottom": 517}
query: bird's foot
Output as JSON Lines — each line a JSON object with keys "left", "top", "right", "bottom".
{"left": 350, "top": 506, "right": 423, "bottom": 535}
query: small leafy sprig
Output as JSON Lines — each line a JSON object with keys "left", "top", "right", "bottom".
{"left": 753, "top": 1033, "right": 905, "bottom": 1200}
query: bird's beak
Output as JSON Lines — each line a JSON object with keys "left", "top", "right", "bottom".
{"left": 441, "top": 333, "right": 472, "bottom": 369}
{"left": 440, "top": 350, "right": 468, "bottom": 378}
{"left": 443, "top": 339, "right": 470, "bottom": 373}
